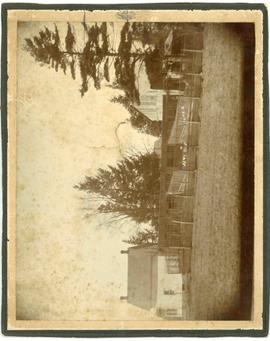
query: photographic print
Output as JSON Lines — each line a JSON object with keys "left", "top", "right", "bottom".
{"left": 2, "top": 3, "right": 268, "bottom": 336}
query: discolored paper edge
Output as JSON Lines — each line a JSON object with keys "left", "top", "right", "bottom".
{"left": 5, "top": 7, "right": 264, "bottom": 332}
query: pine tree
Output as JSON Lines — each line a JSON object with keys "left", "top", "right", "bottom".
{"left": 123, "top": 228, "right": 158, "bottom": 246}
{"left": 24, "top": 21, "right": 167, "bottom": 103}
{"left": 75, "top": 152, "right": 160, "bottom": 228}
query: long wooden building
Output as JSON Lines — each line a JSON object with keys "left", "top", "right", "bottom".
{"left": 122, "top": 25, "right": 204, "bottom": 320}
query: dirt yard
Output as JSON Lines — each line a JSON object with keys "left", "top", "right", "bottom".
{"left": 189, "top": 24, "right": 254, "bottom": 320}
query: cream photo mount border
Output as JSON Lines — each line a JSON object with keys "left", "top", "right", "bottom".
{"left": 2, "top": 3, "right": 268, "bottom": 337}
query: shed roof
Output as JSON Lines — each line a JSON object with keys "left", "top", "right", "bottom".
{"left": 127, "top": 246, "right": 158, "bottom": 310}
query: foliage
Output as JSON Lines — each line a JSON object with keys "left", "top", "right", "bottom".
{"left": 25, "top": 25, "right": 68, "bottom": 73}
{"left": 114, "top": 22, "right": 139, "bottom": 103}
{"left": 123, "top": 228, "right": 158, "bottom": 245}
{"left": 24, "top": 21, "right": 178, "bottom": 102}
{"left": 75, "top": 152, "right": 160, "bottom": 228}
{"left": 79, "top": 22, "right": 110, "bottom": 95}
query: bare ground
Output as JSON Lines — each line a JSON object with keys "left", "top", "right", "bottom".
{"left": 189, "top": 24, "right": 252, "bottom": 320}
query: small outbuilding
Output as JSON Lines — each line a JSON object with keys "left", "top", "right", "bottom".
{"left": 121, "top": 245, "right": 191, "bottom": 320}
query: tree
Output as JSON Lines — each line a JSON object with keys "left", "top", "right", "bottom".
{"left": 74, "top": 152, "right": 160, "bottom": 228}
{"left": 123, "top": 228, "right": 158, "bottom": 246}
{"left": 111, "top": 95, "right": 162, "bottom": 137}
{"left": 24, "top": 21, "right": 169, "bottom": 103}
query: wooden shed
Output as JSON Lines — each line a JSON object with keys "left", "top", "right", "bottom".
{"left": 123, "top": 245, "right": 191, "bottom": 319}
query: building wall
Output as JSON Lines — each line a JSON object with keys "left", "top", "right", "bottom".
{"left": 155, "top": 255, "right": 183, "bottom": 319}
{"left": 158, "top": 48, "right": 203, "bottom": 250}
{"left": 133, "top": 89, "right": 164, "bottom": 121}
{"left": 126, "top": 247, "right": 191, "bottom": 319}
{"left": 158, "top": 96, "right": 200, "bottom": 248}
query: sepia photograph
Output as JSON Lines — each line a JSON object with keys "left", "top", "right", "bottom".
{"left": 1, "top": 3, "right": 268, "bottom": 336}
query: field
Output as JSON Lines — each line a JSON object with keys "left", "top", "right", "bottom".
{"left": 189, "top": 24, "right": 254, "bottom": 320}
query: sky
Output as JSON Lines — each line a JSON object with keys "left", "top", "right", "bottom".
{"left": 15, "top": 21, "right": 160, "bottom": 321}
